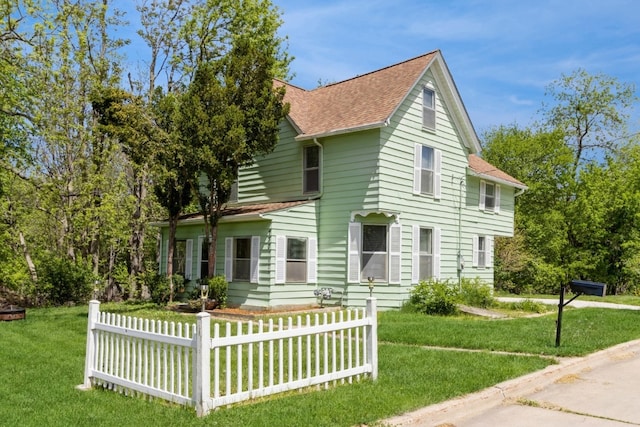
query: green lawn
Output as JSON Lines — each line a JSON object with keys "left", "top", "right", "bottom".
{"left": 1, "top": 303, "right": 639, "bottom": 426}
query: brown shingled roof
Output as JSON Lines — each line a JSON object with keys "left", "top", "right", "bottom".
{"left": 468, "top": 154, "right": 527, "bottom": 189}
{"left": 282, "top": 51, "right": 438, "bottom": 139}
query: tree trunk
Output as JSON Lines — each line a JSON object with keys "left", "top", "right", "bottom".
{"left": 208, "top": 223, "right": 218, "bottom": 278}
{"left": 18, "top": 230, "right": 38, "bottom": 283}
{"left": 129, "top": 167, "right": 148, "bottom": 298}
{"left": 167, "top": 216, "right": 178, "bottom": 302}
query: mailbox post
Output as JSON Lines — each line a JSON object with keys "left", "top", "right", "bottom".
{"left": 556, "top": 280, "right": 606, "bottom": 347}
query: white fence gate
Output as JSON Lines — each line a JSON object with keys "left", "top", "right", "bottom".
{"left": 78, "top": 298, "right": 378, "bottom": 416}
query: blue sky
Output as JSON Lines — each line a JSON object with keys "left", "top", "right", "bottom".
{"left": 273, "top": 0, "right": 640, "bottom": 136}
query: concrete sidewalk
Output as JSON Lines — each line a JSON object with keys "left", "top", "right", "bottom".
{"left": 383, "top": 339, "right": 640, "bottom": 426}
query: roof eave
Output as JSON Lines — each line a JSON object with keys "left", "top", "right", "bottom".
{"left": 467, "top": 168, "right": 528, "bottom": 191}
{"left": 295, "top": 120, "right": 387, "bottom": 142}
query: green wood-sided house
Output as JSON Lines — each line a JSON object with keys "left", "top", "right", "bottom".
{"left": 154, "top": 50, "right": 526, "bottom": 310}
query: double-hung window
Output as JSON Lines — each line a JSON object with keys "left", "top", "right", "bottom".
{"left": 233, "top": 237, "right": 251, "bottom": 281}
{"left": 303, "top": 145, "right": 320, "bottom": 194}
{"left": 362, "top": 225, "right": 388, "bottom": 281}
{"left": 347, "top": 222, "right": 401, "bottom": 284}
{"left": 172, "top": 239, "right": 193, "bottom": 280}
{"left": 275, "top": 236, "right": 317, "bottom": 284}
{"left": 286, "top": 237, "right": 307, "bottom": 282}
{"left": 413, "top": 144, "right": 442, "bottom": 198}
{"left": 225, "top": 236, "right": 260, "bottom": 283}
{"left": 423, "top": 87, "right": 436, "bottom": 130}
{"left": 479, "top": 181, "right": 500, "bottom": 213}
{"left": 472, "top": 235, "right": 493, "bottom": 268}
{"left": 411, "top": 225, "right": 441, "bottom": 283}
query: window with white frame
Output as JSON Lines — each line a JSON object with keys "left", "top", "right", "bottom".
{"left": 224, "top": 236, "right": 260, "bottom": 283}
{"left": 413, "top": 144, "right": 441, "bottom": 198}
{"left": 233, "top": 237, "right": 251, "bottom": 281}
{"left": 171, "top": 239, "right": 193, "bottom": 280}
{"left": 472, "top": 235, "right": 493, "bottom": 268}
{"left": 303, "top": 145, "right": 320, "bottom": 193}
{"left": 423, "top": 87, "right": 436, "bottom": 130}
{"left": 419, "top": 228, "right": 433, "bottom": 279}
{"left": 412, "top": 225, "right": 441, "bottom": 283}
{"left": 479, "top": 181, "right": 500, "bottom": 213}
{"left": 348, "top": 222, "right": 401, "bottom": 284}
{"left": 275, "top": 236, "right": 317, "bottom": 284}
{"left": 286, "top": 237, "right": 307, "bottom": 282}
{"left": 362, "top": 224, "right": 387, "bottom": 281}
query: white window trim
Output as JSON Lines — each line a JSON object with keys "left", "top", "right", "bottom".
{"left": 413, "top": 144, "right": 441, "bottom": 199}
{"left": 479, "top": 181, "right": 501, "bottom": 213}
{"left": 411, "top": 225, "right": 441, "bottom": 284}
{"left": 472, "top": 235, "right": 493, "bottom": 269}
{"left": 422, "top": 87, "right": 436, "bottom": 131}
{"left": 275, "top": 236, "right": 317, "bottom": 284}
{"left": 224, "top": 236, "right": 260, "bottom": 283}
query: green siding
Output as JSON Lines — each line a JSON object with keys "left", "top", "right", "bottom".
{"left": 160, "top": 68, "right": 519, "bottom": 310}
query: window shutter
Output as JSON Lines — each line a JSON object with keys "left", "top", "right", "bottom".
{"left": 495, "top": 185, "right": 501, "bottom": 214}
{"left": 275, "top": 235, "right": 286, "bottom": 284}
{"left": 307, "top": 237, "right": 318, "bottom": 284}
{"left": 413, "top": 144, "right": 421, "bottom": 194}
{"left": 434, "top": 149, "right": 442, "bottom": 200}
{"left": 472, "top": 235, "right": 479, "bottom": 267}
{"left": 347, "top": 222, "right": 361, "bottom": 283}
{"left": 411, "top": 225, "right": 420, "bottom": 284}
{"left": 479, "top": 181, "right": 486, "bottom": 211}
{"left": 487, "top": 236, "right": 494, "bottom": 268}
{"left": 158, "top": 238, "right": 163, "bottom": 274}
{"left": 389, "top": 223, "right": 402, "bottom": 284}
{"left": 250, "top": 236, "right": 260, "bottom": 284}
{"left": 158, "top": 239, "right": 169, "bottom": 274}
{"left": 185, "top": 239, "right": 193, "bottom": 280}
{"left": 196, "top": 237, "right": 204, "bottom": 279}
{"left": 433, "top": 228, "right": 441, "bottom": 279}
{"left": 224, "top": 238, "right": 233, "bottom": 282}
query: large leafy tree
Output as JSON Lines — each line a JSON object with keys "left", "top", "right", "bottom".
{"left": 541, "top": 69, "right": 637, "bottom": 172}
{"left": 484, "top": 70, "right": 639, "bottom": 294}
{"left": 178, "top": 34, "right": 289, "bottom": 277}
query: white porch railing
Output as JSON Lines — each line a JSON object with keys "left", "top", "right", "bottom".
{"left": 78, "top": 299, "right": 378, "bottom": 417}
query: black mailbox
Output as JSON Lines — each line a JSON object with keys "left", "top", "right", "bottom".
{"left": 570, "top": 280, "right": 606, "bottom": 297}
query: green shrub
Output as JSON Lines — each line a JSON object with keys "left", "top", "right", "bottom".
{"left": 409, "top": 279, "right": 459, "bottom": 316}
{"left": 37, "top": 256, "right": 95, "bottom": 305}
{"left": 138, "top": 271, "right": 171, "bottom": 304}
{"left": 193, "top": 276, "right": 228, "bottom": 308}
{"left": 460, "top": 278, "right": 495, "bottom": 308}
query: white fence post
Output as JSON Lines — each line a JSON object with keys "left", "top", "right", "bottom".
{"left": 366, "top": 297, "right": 378, "bottom": 380}
{"left": 194, "top": 312, "right": 211, "bottom": 417}
{"left": 77, "top": 299, "right": 100, "bottom": 391}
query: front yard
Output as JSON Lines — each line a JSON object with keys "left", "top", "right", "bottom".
{"left": 1, "top": 302, "right": 639, "bottom": 426}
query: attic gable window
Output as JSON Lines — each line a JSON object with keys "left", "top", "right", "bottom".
{"left": 303, "top": 145, "right": 320, "bottom": 194}
{"left": 423, "top": 87, "right": 436, "bottom": 130}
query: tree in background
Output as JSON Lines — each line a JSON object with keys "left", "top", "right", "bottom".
{"left": 484, "top": 70, "right": 639, "bottom": 294}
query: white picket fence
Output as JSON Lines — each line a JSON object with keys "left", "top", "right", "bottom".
{"left": 78, "top": 298, "right": 378, "bottom": 416}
